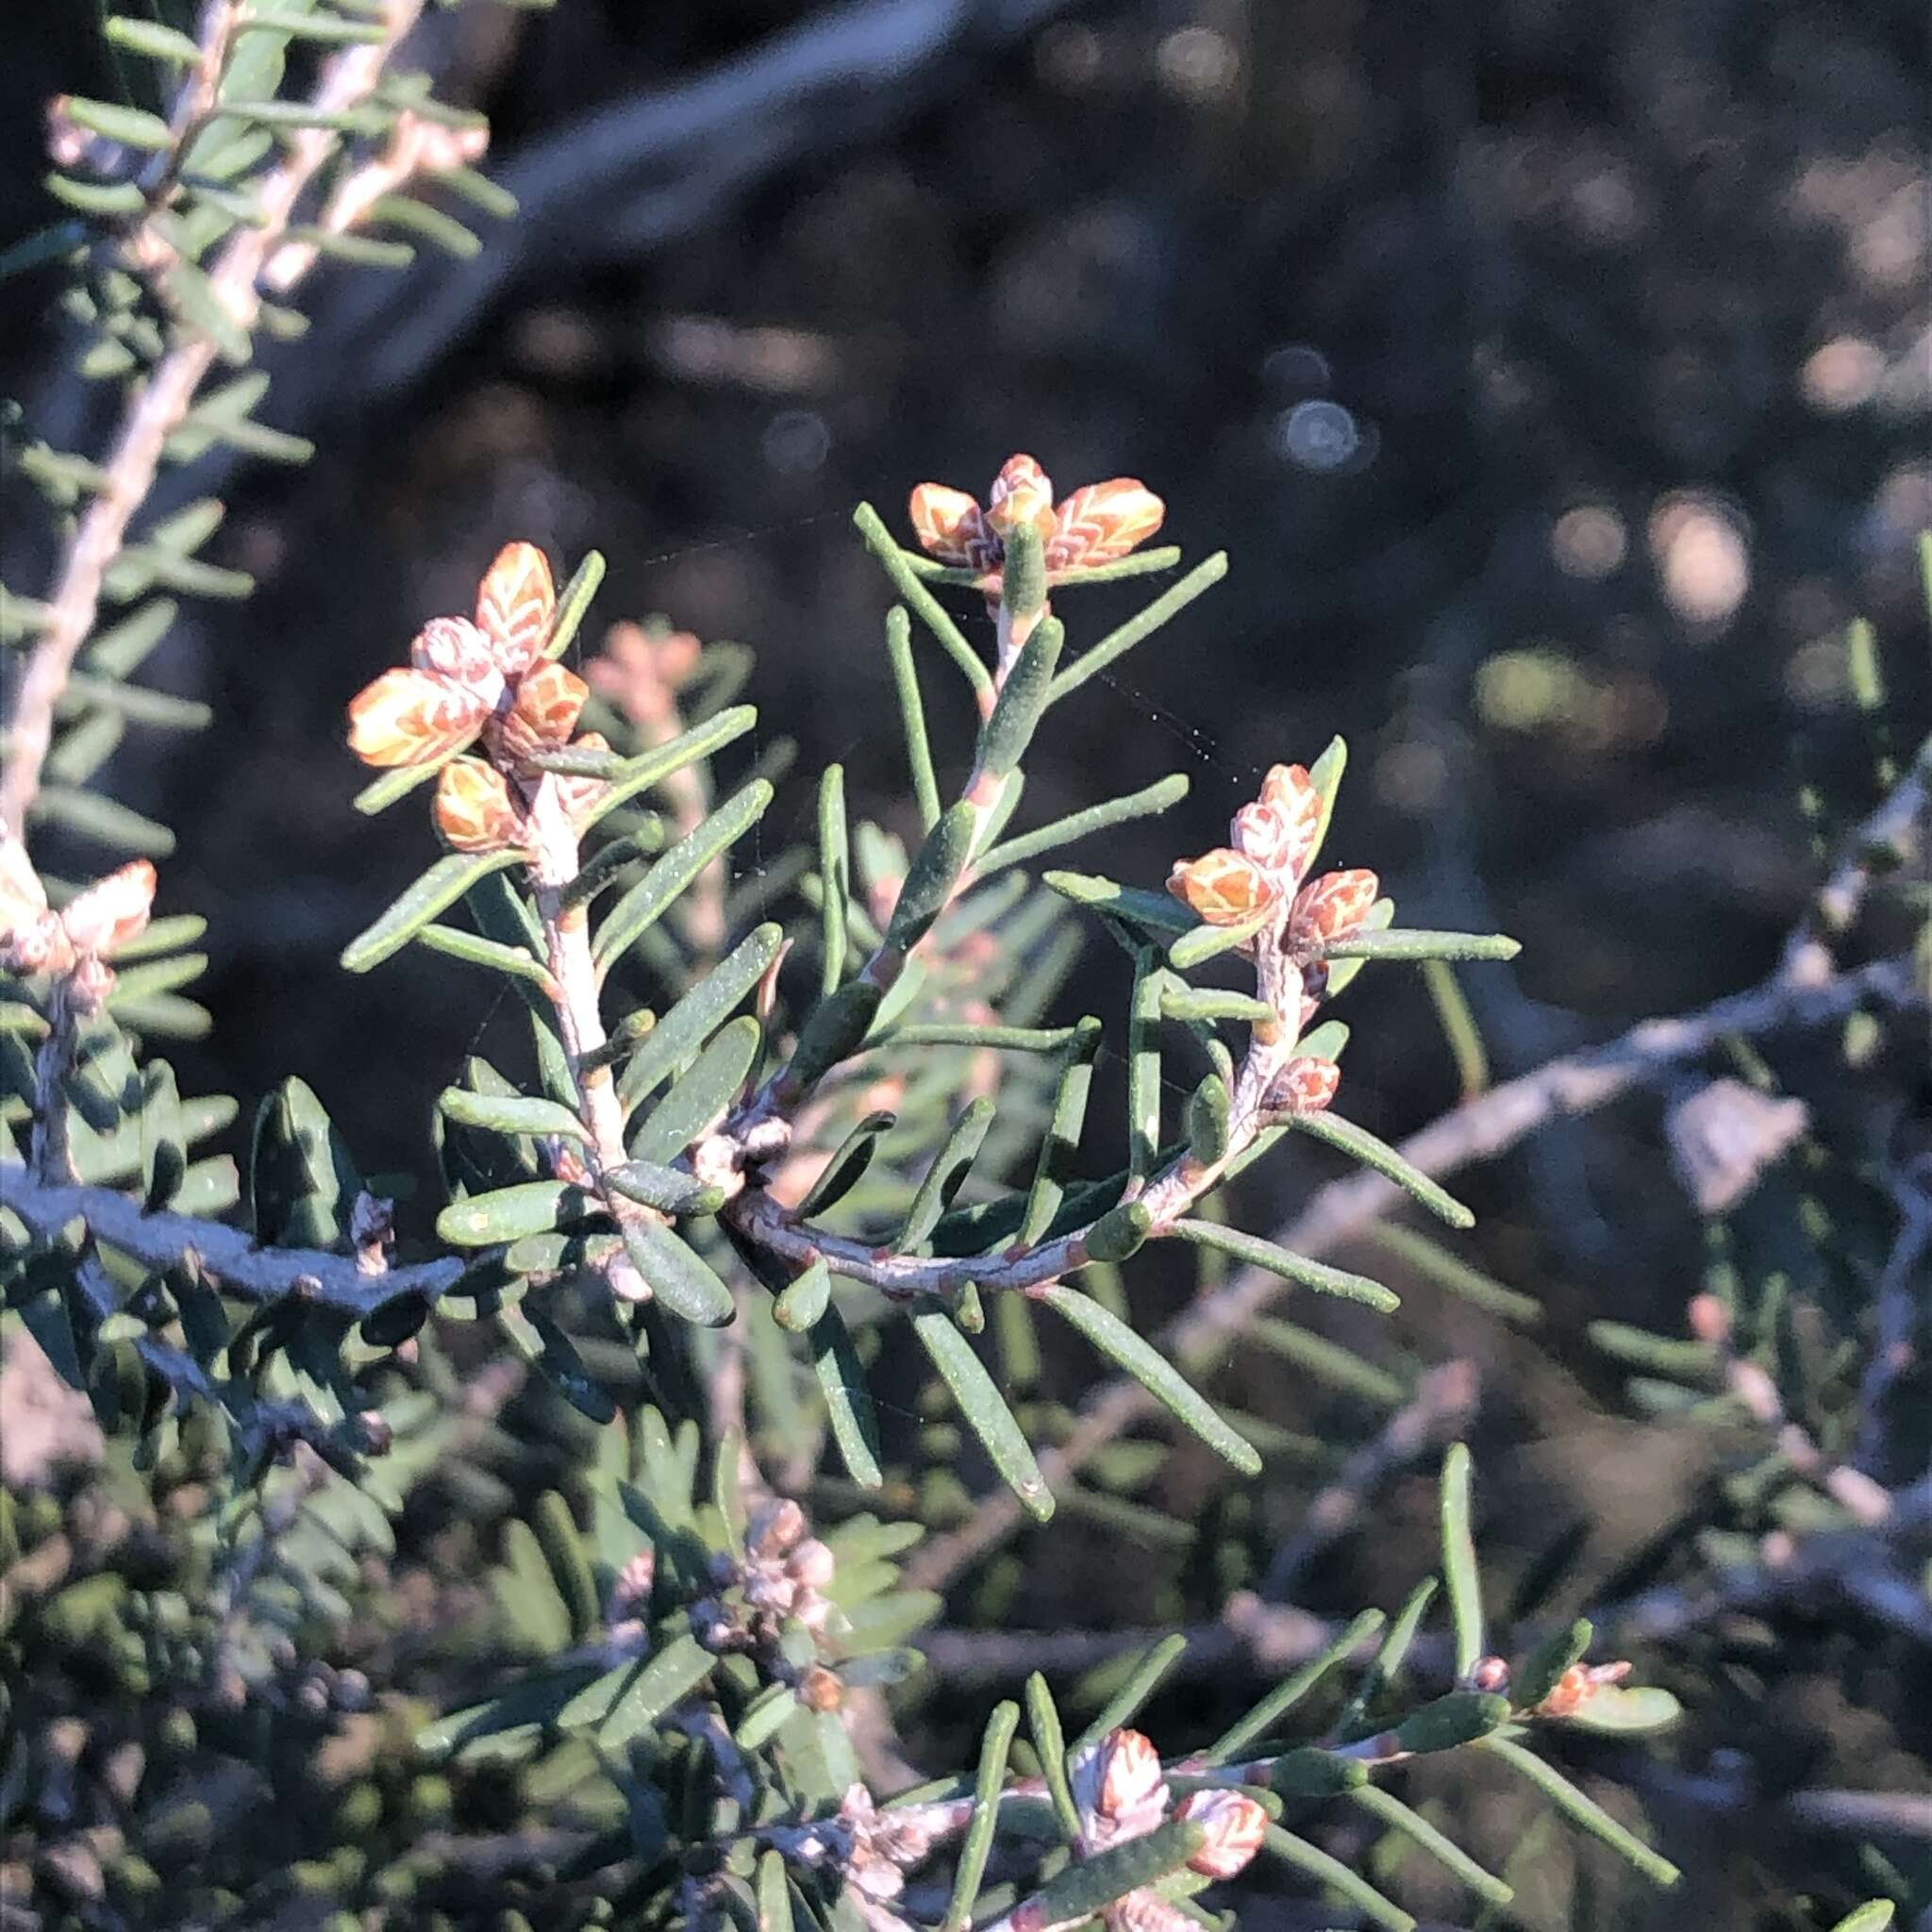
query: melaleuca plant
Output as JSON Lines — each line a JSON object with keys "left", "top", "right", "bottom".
{"left": 4, "top": 437, "right": 1696, "bottom": 1926}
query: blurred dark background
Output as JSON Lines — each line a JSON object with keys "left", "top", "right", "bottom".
{"left": 3, "top": 2, "right": 1929, "bottom": 1924}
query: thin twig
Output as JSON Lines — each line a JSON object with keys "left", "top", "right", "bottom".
{"left": 906, "top": 950, "right": 1923, "bottom": 1591}
{"left": 2, "top": 1170, "right": 464, "bottom": 1311}
{"left": 1, "top": 0, "right": 427, "bottom": 834}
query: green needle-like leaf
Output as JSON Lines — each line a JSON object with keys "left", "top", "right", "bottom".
{"left": 818, "top": 763, "right": 849, "bottom": 997}
{"left": 901, "top": 1099, "right": 995, "bottom": 1251}
{"left": 1030, "top": 1819, "right": 1205, "bottom": 1924}
{"left": 796, "top": 1111, "right": 896, "bottom": 1219}
{"left": 1290, "top": 1110, "right": 1475, "bottom": 1229}
{"left": 1020, "top": 1016, "right": 1102, "bottom": 1245}
{"left": 341, "top": 850, "right": 523, "bottom": 972}
{"left": 630, "top": 1014, "right": 763, "bottom": 1164}
{"left": 854, "top": 503, "right": 993, "bottom": 708}
{"left": 578, "top": 706, "right": 758, "bottom": 829}
{"left": 1319, "top": 928, "right": 1522, "bottom": 962}
{"left": 1440, "top": 1443, "right": 1484, "bottom": 1676}
{"left": 1049, "top": 552, "right": 1228, "bottom": 705}
{"left": 1349, "top": 1785, "right": 1511, "bottom": 1907}
{"left": 884, "top": 606, "right": 941, "bottom": 830}
{"left": 1127, "top": 946, "right": 1161, "bottom": 1178}
{"left": 1071, "top": 1633, "right": 1189, "bottom": 1752}
{"left": 977, "top": 616, "right": 1065, "bottom": 780}
{"left": 603, "top": 1161, "right": 725, "bottom": 1216}
{"left": 1206, "top": 1606, "right": 1388, "bottom": 1761}
{"left": 886, "top": 801, "right": 977, "bottom": 952}
{"left": 438, "top": 1180, "right": 591, "bottom": 1247}
{"left": 594, "top": 779, "right": 772, "bottom": 969}
{"left": 1168, "top": 1219, "right": 1399, "bottom": 1311}
{"left": 1024, "top": 1673, "right": 1082, "bottom": 1840}
{"left": 618, "top": 926, "right": 781, "bottom": 1117}
{"left": 976, "top": 773, "right": 1190, "bottom": 874}
{"left": 1041, "top": 1286, "right": 1259, "bottom": 1474}
{"left": 810, "top": 1301, "right": 882, "bottom": 1486}
{"left": 1479, "top": 1734, "right": 1680, "bottom": 1888}
{"left": 438, "top": 1089, "right": 587, "bottom": 1142}
{"left": 618, "top": 1219, "right": 736, "bottom": 1326}
{"left": 943, "top": 1702, "right": 1021, "bottom": 1932}
{"left": 913, "top": 1309, "right": 1052, "bottom": 1521}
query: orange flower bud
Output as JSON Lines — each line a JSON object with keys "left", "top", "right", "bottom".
{"left": 60, "top": 860, "right": 157, "bottom": 958}
{"left": 1071, "top": 1727, "right": 1169, "bottom": 1845}
{"left": 347, "top": 668, "right": 489, "bottom": 768}
{"left": 1167, "top": 847, "right": 1279, "bottom": 926}
{"left": 1268, "top": 1055, "right": 1340, "bottom": 1115}
{"left": 410, "top": 615, "right": 503, "bottom": 700}
{"left": 1175, "top": 1788, "right": 1268, "bottom": 1879}
{"left": 908, "top": 484, "right": 999, "bottom": 571}
{"left": 474, "top": 540, "right": 557, "bottom": 675}
{"left": 1288, "top": 867, "right": 1379, "bottom": 949}
{"left": 1257, "top": 763, "right": 1323, "bottom": 878}
{"left": 433, "top": 757, "right": 522, "bottom": 853}
{"left": 985, "top": 454, "right": 1056, "bottom": 541}
{"left": 1046, "top": 477, "right": 1165, "bottom": 570}
{"left": 496, "top": 660, "right": 589, "bottom": 767}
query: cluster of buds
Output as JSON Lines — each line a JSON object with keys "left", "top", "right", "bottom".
{"left": 346, "top": 542, "right": 609, "bottom": 860}
{"left": 1166, "top": 763, "right": 1381, "bottom": 1116}
{"left": 585, "top": 618, "right": 702, "bottom": 739}
{"left": 691, "top": 1499, "right": 841, "bottom": 1706}
{"left": 1470, "top": 1652, "right": 1633, "bottom": 1719}
{"left": 1071, "top": 1727, "right": 1268, "bottom": 1884}
{"left": 908, "top": 454, "right": 1166, "bottom": 621}
{"left": 0, "top": 837, "right": 156, "bottom": 1009}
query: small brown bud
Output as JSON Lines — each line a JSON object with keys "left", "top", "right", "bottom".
{"left": 800, "top": 1665, "right": 844, "bottom": 1713}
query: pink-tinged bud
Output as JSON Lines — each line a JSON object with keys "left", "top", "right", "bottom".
{"left": 1071, "top": 1728, "right": 1169, "bottom": 1845}
{"left": 985, "top": 454, "right": 1056, "bottom": 541}
{"left": 1167, "top": 848, "right": 1280, "bottom": 926}
{"left": 433, "top": 758, "right": 523, "bottom": 854}
{"left": 1046, "top": 477, "right": 1165, "bottom": 571}
{"left": 1175, "top": 1788, "right": 1268, "bottom": 1879}
{"left": 787, "top": 1538, "right": 836, "bottom": 1590}
{"left": 746, "top": 1497, "right": 806, "bottom": 1557}
{"left": 1538, "top": 1662, "right": 1629, "bottom": 1717}
{"left": 474, "top": 541, "right": 557, "bottom": 675}
{"left": 60, "top": 860, "right": 157, "bottom": 958}
{"left": 908, "top": 483, "right": 999, "bottom": 571}
{"left": 610, "top": 1550, "right": 657, "bottom": 1617}
{"left": 1470, "top": 1656, "right": 1510, "bottom": 1693}
{"left": 1258, "top": 763, "right": 1324, "bottom": 879}
{"left": 1288, "top": 868, "right": 1379, "bottom": 950}
{"left": 1230, "top": 800, "right": 1294, "bottom": 871}
{"left": 1267, "top": 1056, "right": 1340, "bottom": 1115}
{"left": 410, "top": 614, "right": 503, "bottom": 696}
{"left": 1686, "top": 1291, "right": 1729, "bottom": 1344}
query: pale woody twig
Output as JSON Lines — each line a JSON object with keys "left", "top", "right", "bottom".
{"left": 1, "top": 0, "right": 431, "bottom": 834}
{"left": 907, "top": 950, "right": 1924, "bottom": 1592}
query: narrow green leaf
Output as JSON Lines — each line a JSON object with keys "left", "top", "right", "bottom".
{"left": 976, "top": 774, "right": 1190, "bottom": 875}
{"left": 61, "top": 96, "right": 175, "bottom": 149}
{"left": 818, "top": 764, "right": 849, "bottom": 997}
{"left": 1479, "top": 1734, "right": 1680, "bottom": 1888}
{"left": 1394, "top": 1690, "right": 1509, "bottom": 1754}
{"left": 84, "top": 599, "right": 176, "bottom": 679}
{"left": 368, "top": 192, "right": 479, "bottom": 258}
{"left": 618, "top": 926, "right": 781, "bottom": 1116}
{"left": 353, "top": 760, "right": 441, "bottom": 816}
{"left": 597, "top": 1634, "right": 718, "bottom": 1748}
{"left": 787, "top": 980, "right": 881, "bottom": 1094}
{"left": 1161, "top": 986, "right": 1276, "bottom": 1026}
{"left": 1031, "top": 1819, "right": 1205, "bottom": 1924}
{"left": 629, "top": 1014, "right": 762, "bottom": 1164}
{"left": 1320, "top": 928, "right": 1521, "bottom": 963}
{"left": 579, "top": 706, "right": 758, "bottom": 829}
{"left": 883, "top": 607, "right": 941, "bottom": 831}
{"left": 1336, "top": 1579, "right": 1438, "bottom": 1742}
{"left": 1015, "top": 1016, "right": 1104, "bottom": 1249}
{"left": 901, "top": 1099, "right": 995, "bottom": 1251}
{"left": 977, "top": 616, "right": 1064, "bottom": 780}
{"left": 943, "top": 1702, "right": 1020, "bottom": 1932}
{"left": 43, "top": 173, "right": 145, "bottom": 216}
{"left": 1185, "top": 1074, "right": 1231, "bottom": 1165}
{"left": 341, "top": 850, "right": 522, "bottom": 973}
{"left": 438, "top": 1180, "right": 590, "bottom": 1247}
{"left": 758, "top": 1850, "right": 795, "bottom": 1932}
{"left": 618, "top": 1219, "right": 735, "bottom": 1326}
{"left": 1305, "top": 736, "right": 1347, "bottom": 873}
{"left": 853, "top": 504, "right": 992, "bottom": 708}
{"left": 1263, "top": 1825, "right": 1414, "bottom": 1932}
{"left": 1440, "top": 1443, "right": 1483, "bottom": 1677}
{"left": 414, "top": 922, "right": 555, "bottom": 990}
{"left": 1363, "top": 1224, "right": 1540, "bottom": 1324}
{"left": 1127, "top": 947, "right": 1161, "bottom": 1179}
{"left": 811, "top": 1303, "right": 881, "bottom": 1486}
{"left": 1207, "top": 1609, "right": 1384, "bottom": 1761}
{"left": 1169, "top": 908, "right": 1271, "bottom": 972}
{"left": 101, "top": 16, "right": 202, "bottom": 60}
{"left": 774, "top": 1257, "right": 831, "bottom": 1333}
{"left": 1290, "top": 1110, "right": 1474, "bottom": 1230}
{"left": 604, "top": 1161, "right": 724, "bottom": 1216}
{"left": 594, "top": 780, "right": 772, "bottom": 969}
{"left": 1167, "top": 1218, "right": 1398, "bottom": 1311}
{"left": 1511, "top": 1619, "right": 1592, "bottom": 1711}
{"left": 1829, "top": 1906, "right": 1896, "bottom": 1932}
{"left": 1562, "top": 1686, "right": 1684, "bottom": 1735}
{"left": 1071, "top": 1634, "right": 1189, "bottom": 1753}
{"left": 1043, "top": 869, "right": 1193, "bottom": 938}
{"left": 885, "top": 802, "right": 976, "bottom": 952}
{"left": 913, "top": 1309, "right": 1052, "bottom": 1521}
{"left": 1349, "top": 1785, "right": 1511, "bottom": 1907}
{"left": 796, "top": 1111, "right": 895, "bottom": 1220}
{"left": 1049, "top": 552, "right": 1228, "bottom": 705}
{"left": 31, "top": 785, "right": 175, "bottom": 856}
{"left": 438, "top": 1088, "right": 587, "bottom": 1142}
{"left": 1041, "top": 1285, "right": 1258, "bottom": 1474}
{"left": 1024, "top": 1674, "right": 1081, "bottom": 1840}
{"left": 532, "top": 546, "right": 605, "bottom": 663}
